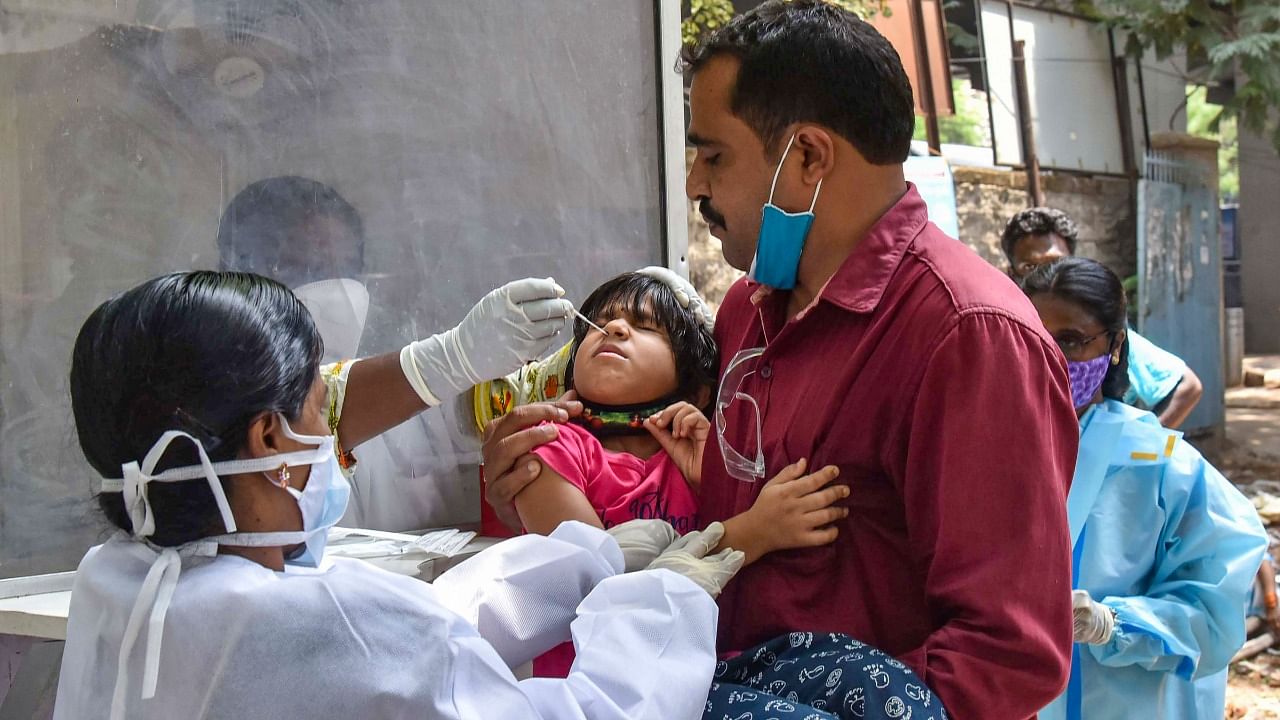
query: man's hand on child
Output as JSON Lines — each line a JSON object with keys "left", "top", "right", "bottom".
{"left": 481, "top": 392, "right": 584, "bottom": 532}
{"left": 644, "top": 401, "right": 709, "bottom": 488}
{"left": 742, "top": 459, "right": 849, "bottom": 559}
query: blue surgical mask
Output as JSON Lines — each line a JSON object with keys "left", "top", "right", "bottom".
{"left": 749, "top": 134, "right": 823, "bottom": 290}
{"left": 279, "top": 420, "right": 351, "bottom": 567}
{"left": 281, "top": 463, "right": 348, "bottom": 566}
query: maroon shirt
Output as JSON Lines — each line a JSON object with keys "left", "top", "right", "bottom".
{"left": 702, "top": 186, "right": 1077, "bottom": 719}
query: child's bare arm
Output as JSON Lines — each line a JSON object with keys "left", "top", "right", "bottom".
{"left": 716, "top": 459, "right": 849, "bottom": 565}
{"left": 513, "top": 465, "right": 605, "bottom": 536}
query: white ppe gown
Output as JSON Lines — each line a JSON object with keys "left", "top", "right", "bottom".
{"left": 53, "top": 522, "right": 718, "bottom": 719}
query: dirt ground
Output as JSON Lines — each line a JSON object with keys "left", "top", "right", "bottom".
{"left": 1218, "top": 400, "right": 1280, "bottom": 717}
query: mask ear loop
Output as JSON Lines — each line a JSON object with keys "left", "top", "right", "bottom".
{"left": 808, "top": 177, "right": 824, "bottom": 212}
{"left": 766, "top": 134, "right": 824, "bottom": 212}
{"left": 276, "top": 413, "right": 330, "bottom": 446}
{"left": 115, "top": 431, "right": 239, "bottom": 537}
{"left": 766, "top": 134, "right": 799, "bottom": 205}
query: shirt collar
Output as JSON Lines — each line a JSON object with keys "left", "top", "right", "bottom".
{"left": 747, "top": 183, "right": 929, "bottom": 316}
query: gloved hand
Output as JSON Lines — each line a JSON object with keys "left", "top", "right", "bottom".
{"left": 1072, "top": 589, "right": 1115, "bottom": 645}
{"left": 635, "top": 266, "right": 714, "bottom": 332}
{"left": 401, "top": 278, "right": 574, "bottom": 405}
{"left": 646, "top": 522, "right": 745, "bottom": 597}
{"left": 606, "top": 519, "right": 680, "bottom": 572}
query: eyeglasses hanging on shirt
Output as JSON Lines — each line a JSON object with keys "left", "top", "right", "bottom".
{"left": 715, "top": 346, "right": 767, "bottom": 482}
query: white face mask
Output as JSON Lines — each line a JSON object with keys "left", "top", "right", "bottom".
{"left": 103, "top": 415, "right": 348, "bottom": 561}
{"left": 99, "top": 416, "right": 350, "bottom": 714}
{"left": 293, "top": 278, "right": 370, "bottom": 362}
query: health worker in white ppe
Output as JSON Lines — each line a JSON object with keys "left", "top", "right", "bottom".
{"left": 1022, "top": 257, "right": 1267, "bottom": 720}
{"left": 216, "top": 175, "right": 481, "bottom": 531}
{"left": 54, "top": 270, "right": 742, "bottom": 720}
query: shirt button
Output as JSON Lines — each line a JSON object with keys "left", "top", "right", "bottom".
{"left": 760, "top": 365, "right": 773, "bottom": 379}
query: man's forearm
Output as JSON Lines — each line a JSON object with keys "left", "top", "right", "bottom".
{"left": 1157, "top": 371, "right": 1202, "bottom": 429}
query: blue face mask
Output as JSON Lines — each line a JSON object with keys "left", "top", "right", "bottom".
{"left": 749, "top": 134, "right": 823, "bottom": 290}
{"left": 283, "top": 451, "right": 351, "bottom": 567}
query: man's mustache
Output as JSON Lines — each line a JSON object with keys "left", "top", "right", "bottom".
{"left": 699, "top": 199, "right": 726, "bottom": 230}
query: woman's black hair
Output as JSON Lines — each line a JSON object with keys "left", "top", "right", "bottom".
{"left": 70, "top": 271, "right": 322, "bottom": 547}
{"left": 1019, "top": 257, "right": 1131, "bottom": 400}
{"left": 565, "top": 273, "right": 719, "bottom": 412}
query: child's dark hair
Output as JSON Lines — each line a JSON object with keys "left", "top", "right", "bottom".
{"left": 1019, "top": 257, "right": 1131, "bottom": 401}
{"left": 70, "top": 271, "right": 322, "bottom": 547}
{"left": 565, "top": 273, "right": 718, "bottom": 410}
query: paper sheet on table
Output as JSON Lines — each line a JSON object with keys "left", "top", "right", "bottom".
{"left": 327, "top": 527, "right": 479, "bottom": 559}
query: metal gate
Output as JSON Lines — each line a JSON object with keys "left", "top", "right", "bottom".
{"left": 1136, "top": 151, "right": 1224, "bottom": 435}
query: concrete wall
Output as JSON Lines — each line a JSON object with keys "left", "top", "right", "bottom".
{"left": 951, "top": 166, "right": 1137, "bottom": 278}
{"left": 1238, "top": 125, "right": 1280, "bottom": 354}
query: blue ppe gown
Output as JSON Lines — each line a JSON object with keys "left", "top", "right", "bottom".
{"left": 1041, "top": 400, "right": 1267, "bottom": 720}
{"left": 1123, "top": 329, "right": 1188, "bottom": 410}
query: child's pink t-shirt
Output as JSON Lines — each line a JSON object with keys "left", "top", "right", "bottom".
{"left": 529, "top": 421, "right": 699, "bottom": 676}
{"left": 530, "top": 421, "right": 699, "bottom": 534}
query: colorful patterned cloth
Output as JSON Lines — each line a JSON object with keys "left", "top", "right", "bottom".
{"left": 472, "top": 343, "right": 573, "bottom": 434}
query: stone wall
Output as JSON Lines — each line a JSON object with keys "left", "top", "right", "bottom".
{"left": 952, "top": 166, "right": 1138, "bottom": 279}
{"left": 683, "top": 151, "right": 1140, "bottom": 311}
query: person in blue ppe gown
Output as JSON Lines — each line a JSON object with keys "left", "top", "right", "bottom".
{"left": 1002, "top": 207, "right": 1203, "bottom": 429}
{"left": 1021, "top": 257, "right": 1267, "bottom": 720}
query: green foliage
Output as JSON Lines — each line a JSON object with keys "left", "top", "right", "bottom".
{"left": 683, "top": 0, "right": 736, "bottom": 47}
{"left": 913, "top": 77, "right": 992, "bottom": 147}
{"left": 944, "top": 0, "right": 981, "bottom": 55}
{"left": 1186, "top": 85, "right": 1240, "bottom": 200}
{"left": 1070, "top": 0, "right": 1280, "bottom": 154}
{"left": 823, "top": 0, "right": 892, "bottom": 19}
{"left": 682, "top": 0, "right": 890, "bottom": 48}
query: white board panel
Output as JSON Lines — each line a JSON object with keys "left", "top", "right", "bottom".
{"left": 981, "top": 2, "right": 1126, "bottom": 174}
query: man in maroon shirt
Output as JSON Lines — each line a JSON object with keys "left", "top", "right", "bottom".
{"left": 679, "top": 2, "right": 1076, "bottom": 717}
{"left": 480, "top": 2, "right": 1077, "bottom": 717}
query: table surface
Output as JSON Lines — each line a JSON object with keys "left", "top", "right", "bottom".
{"left": 0, "top": 532, "right": 504, "bottom": 641}
{"left": 0, "top": 592, "right": 71, "bottom": 641}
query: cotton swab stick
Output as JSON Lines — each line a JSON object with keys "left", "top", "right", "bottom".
{"left": 571, "top": 306, "right": 609, "bottom": 335}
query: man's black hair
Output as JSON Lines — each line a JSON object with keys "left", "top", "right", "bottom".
{"left": 1000, "top": 207, "right": 1079, "bottom": 262}
{"left": 679, "top": 0, "right": 915, "bottom": 164}
{"left": 216, "top": 175, "right": 365, "bottom": 283}
{"left": 565, "top": 273, "right": 719, "bottom": 412}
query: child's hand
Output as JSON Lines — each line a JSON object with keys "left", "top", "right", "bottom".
{"left": 742, "top": 459, "right": 848, "bottom": 557}
{"left": 644, "top": 401, "right": 709, "bottom": 488}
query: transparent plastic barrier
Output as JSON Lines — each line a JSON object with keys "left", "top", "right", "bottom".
{"left": 0, "top": 0, "right": 666, "bottom": 577}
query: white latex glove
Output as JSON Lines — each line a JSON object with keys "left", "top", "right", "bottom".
{"left": 606, "top": 519, "right": 680, "bottom": 572}
{"left": 636, "top": 266, "right": 714, "bottom": 332}
{"left": 400, "top": 278, "right": 573, "bottom": 405}
{"left": 646, "top": 522, "right": 745, "bottom": 598}
{"left": 1072, "top": 589, "right": 1115, "bottom": 645}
